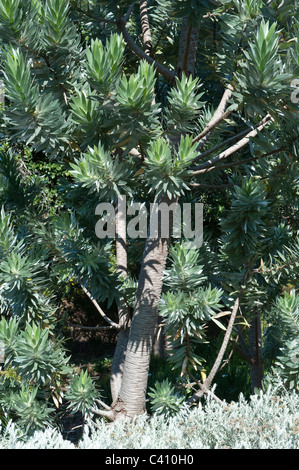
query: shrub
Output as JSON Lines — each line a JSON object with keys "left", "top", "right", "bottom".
{"left": 0, "top": 387, "right": 298, "bottom": 449}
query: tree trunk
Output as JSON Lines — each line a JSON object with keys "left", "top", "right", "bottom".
{"left": 110, "top": 196, "right": 131, "bottom": 403}
{"left": 111, "top": 196, "right": 173, "bottom": 417}
{"left": 177, "top": 18, "right": 200, "bottom": 77}
{"left": 109, "top": 13, "right": 200, "bottom": 419}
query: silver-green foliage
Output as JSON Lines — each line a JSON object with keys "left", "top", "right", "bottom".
{"left": 65, "top": 370, "right": 98, "bottom": 416}
{"left": 0, "top": 387, "right": 298, "bottom": 449}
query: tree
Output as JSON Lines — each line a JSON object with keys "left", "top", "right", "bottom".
{"left": 0, "top": 0, "right": 298, "bottom": 423}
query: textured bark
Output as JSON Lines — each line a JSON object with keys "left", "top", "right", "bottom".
{"left": 117, "top": 238, "right": 169, "bottom": 416}
{"left": 112, "top": 196, "right": 174, "bottom": 417}
{"left": 110, "top": 328, "right": 129, "bottom": 405}
{"left": 177, "top": 18, "right": 200, "bottom": 77}
{"left": 139, "top": 0, "right": 153, "bottom": 56}
{"left": 110, "top": 196, "right": 131, "bottom": 404}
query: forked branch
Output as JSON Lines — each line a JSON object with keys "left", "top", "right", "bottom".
{"left": 117, "top": 6, "right": 175, "bottom": 82}
{"left": 191, "top": 114, "right": 272, "bottom": 176}
{"left": 192, "top": 84, "right": 234, "bottom": 147}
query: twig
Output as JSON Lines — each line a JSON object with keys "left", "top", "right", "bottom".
{"left": 80, "top": 284, "right": 120, "bottom": 329}
{"left": 192, "top": 140, "right": 293, "bottom": 176}
{"left": 189, "top": 373, "right": 225, "bottom": 406}
{"left": 219, "top": 334, "right": 239, "bottom": 371}
{"left": 191, "top": 114, "right": 272, "bottom": 176}
{"left": 187, "top": 297, "right": 240, "bottom": 406}
{"left": 191, "top": 120, "right": 272, "bottom": 166}
{"left": 95, "top": 398, "right": 111, "bottom": 411}
{"left": 192, "top": 85, "right": 234, "bottom": 146}
{"left": 69, "top": 323, "right": 119, "bottom": 330}
{"left": 91, "top": 407, "right": 115, "bottom": 421}
{"left": 189, "top": 182, "right": 231, "bottom": 189}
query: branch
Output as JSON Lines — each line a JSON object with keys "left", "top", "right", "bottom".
{"left": 69, "top": 323, "right": 119, "bottom": 330}
{"left": 191, "top": 114, "right": 272, "bottom": 176}
{"left": 139, "top": 0, "right": 153, "bottom": 56}
{"left": 187, "top": 297, "right": 240, "bottom": 406}
{"left": 117, "top": 10, "right": 175, "bottom": 82}
{"left": 192, "top": 85, "right": 234, "bottom": 146}
{"left": 192, "top": 140, "right": 292, "bottom": 176}
{"left": 189, "top": 373, "right": 225, "bottom": 406}
{"left": 95, "top": 398, "right": 111, "bottom": 411}
{"left": 189, "top": 182, "right": 231, "bottom": 189}
{"left": 191, "top": 119, "right": 272, "bottom": 166}
{"left": 205, "top": 298, "right": 240, "bottom": 389}
{"left": 91, "top": 407, "right": 115, "bottom": 421}
{"left": 80, "top": 284, "right": 120, "bottom": 329}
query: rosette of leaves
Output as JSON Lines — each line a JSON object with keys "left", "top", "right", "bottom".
{"left": 69, "top": 142, "right": 135, "bottom": 200}
{"left": 3, "top": 47, "right": 71, "bottom": 156}
{"left": 11, "top": 322, "right": 71, "bottom": 386}
{"left": 115, "top": 61, "right": 161, "bottom": 146}
{"left": 165, "top": 74, "right": 205, "bottom": 134}
{"left": 8, "top": 385, "right": 55, "bottom": 435}
{"left": 85, "top": 34, "right": 125, "bottom": 98}
{"left": 144, "top": 135, "right": 198, "bottom": 198}
{"left": 65, "top": 370, "right": 98, "bottom": 416}
{"left": 163, "top": 242, "right": 207, "bottom": 291}
{"left": 0, "top": 0, "right": 24, "bottom": 44}
{"left": 148, "top": 379, "right": 185, "bottom": 418}
{"left": 233, "top": 20, "right": 291, "bottom": 116}
{"left": 0, "top": 317, "right": 19, "bottom": 366}
{"left": 69, "top": 84, "right": 105, "bottom": 149}
{"left": 160, "top": 286, "right": 224, "bottom": 374}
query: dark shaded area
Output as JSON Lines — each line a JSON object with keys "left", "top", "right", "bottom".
{"left": 56, "top": 292, "right": 118, "bottom": 444}
{"left": 59, "top": 292, "right": 118, "bottom": 361}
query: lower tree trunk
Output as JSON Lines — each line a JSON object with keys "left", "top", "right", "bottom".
{"left": 111, "top": 196, "right": 173, "bottom": 418}
{"left": 110, "top": 327, "right": 129, "bottom": 404}
{"left": 110, "top": 195, "right": 131, "bottom": 403}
